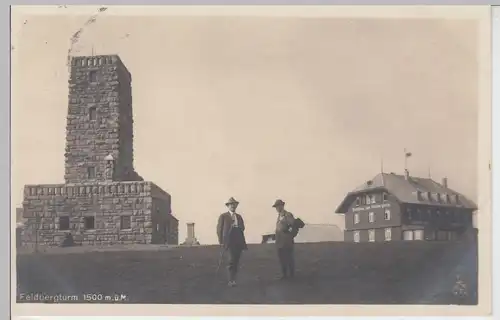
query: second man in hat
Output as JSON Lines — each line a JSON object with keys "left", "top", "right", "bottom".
{"left": 273, "top": 199, "right": 296, "bottom": 280}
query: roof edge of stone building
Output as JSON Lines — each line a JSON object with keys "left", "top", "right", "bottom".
{"left": 149, "top": 182, "right": 172, "bottom": 199}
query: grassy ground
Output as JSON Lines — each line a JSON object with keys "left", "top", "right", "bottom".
{"left": 16, "top": 240, "right": 477, "bottom": 305}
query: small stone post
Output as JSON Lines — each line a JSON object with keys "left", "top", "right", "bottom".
{"left": 187, "top": 223, "right": 195, "bottom": 241}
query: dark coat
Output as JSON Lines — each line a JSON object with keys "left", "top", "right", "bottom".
{"left": 217, "top": 212, "right": 248, "bottom": 251}
{"left": 275, "top": 210, "right": 295, "bottom": 249}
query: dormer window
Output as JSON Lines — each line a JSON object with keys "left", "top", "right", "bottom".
{"left": 454, "top": 194, "right": 460, "bottom": 203}
{"left": 445, "top": 194, "right": 451, "bottom": 203}
{"left": 427, "top": 192, "right": 432, "bottom": 201}
{"left": 416, "top": 191, "right": 423, "bottom": 201}
{"left": 383, "top": 193, "right": 388, "bottom": 202}
{"left": 366, "top": 195, "right": 371, "bottom": 205}
{"left": 370, "top": 194, "right": 376, "bottom": 204}
{"left": 355, "top": 197, "right": 360, "bottom": 207}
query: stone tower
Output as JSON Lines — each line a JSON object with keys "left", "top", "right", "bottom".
{"left": 21, "top": 54, "right": 179, "bottom": 247}
{"left": 65, "top": 55, "right": 141, "bottom": 183}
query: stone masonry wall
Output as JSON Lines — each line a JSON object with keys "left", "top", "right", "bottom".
{"left": 150, "top": 183, "right": 178, "bottom": 245}
{"left": 65, "top": 55, "right": 139, "bottom": 183}
{"left": 21, "top": 181, "right": 155, "bottom": 246}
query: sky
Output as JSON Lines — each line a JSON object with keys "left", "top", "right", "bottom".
{"left": 11, "top": 7, "right": 480, "bottom": 244}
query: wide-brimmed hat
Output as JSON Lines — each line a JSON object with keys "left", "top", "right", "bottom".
{"left": 272, "top": 199, "right": 285, "bottom": 207}
{"left": 225, "top": 197, "right": 239, "bottom": 206}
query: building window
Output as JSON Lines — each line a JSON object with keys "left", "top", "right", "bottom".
{"left": 366, "top": 195, "right": 371, "bottom": 205}
{"left": 87, "top": 166, "right": 96, "bottom": 179}
{"left": 354, "top": 213, "right": 360, "bottom": 224}
{"left": 384, "top": 228, "right": 392, "bottom": 241}
{"left": 89, "top": 70, "right": 98, "bottom": 83}
{"left": 383, "top": 193, "right": 388, "bottom": 202}
{"left": 84, "top": 216, "right": 95, "bottom": 229}
{"left": 369, "top": 212, "right": 375, "bottom": 223}
{"left": 120, "top": 216, "right": 131, "bottom": 229}
{"left": 445, "top": 194, "right": 451, "bottom": 203}
{"left": 384, "top": 209, "right": 391, "bottom": 220}
{"left": 353, "top": 231, "right": 360, "bottom": 243}
{"left": 59, "top": 216, "right": 70, "bottom": 230}
{"left": 89, "top": 107, "right": 97, "bottom": 121}
{"left": 368, "top": 229, "right": 375, "bottom": 242}
{"left": 355, "top": 197, "right": 360, "bottom": 206}
{"left": 414, "top": 230, "right": 424, "bottom": 240}
{"left": 370, "top": 194, "right": 376, "bottom": 204}
{"left": 403, "top": 230, "right": 414, "bottom": 241}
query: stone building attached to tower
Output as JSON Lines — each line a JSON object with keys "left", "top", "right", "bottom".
{"left": 20, "top": 55, "right": 179, "bottom": 247}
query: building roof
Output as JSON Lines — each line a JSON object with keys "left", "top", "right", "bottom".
{"left": 335, "top": 172, "right": 477, "bottom": 213}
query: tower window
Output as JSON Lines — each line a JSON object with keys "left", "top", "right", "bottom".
{"left": 89, "top": 70, "right": 98, "bottom": 83}
{"left": 59, "top": 216, "right": 70, "bottom": 230}
{"left": 87, "top": 166, "right": 96, "bottom": 179}
{"left": 84, "top": 216, "right": 95, "bottom": 229}
{"left": 89, "top": 107, "right": 97, "bottom": 121}
{"left": 120, "top": 216, "right": 131, "bottom": 229}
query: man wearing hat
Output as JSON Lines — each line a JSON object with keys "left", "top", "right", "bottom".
{"left": 216, "top": 197, "right": 248, "bottom": 287}
{"left": 273, "top": 199, "right": 296, "bottom": 279}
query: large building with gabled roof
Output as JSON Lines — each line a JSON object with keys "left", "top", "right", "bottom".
{"left": 335, "top": 169, "right": 477, "bottom": 242}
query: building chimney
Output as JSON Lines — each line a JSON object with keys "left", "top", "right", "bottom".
{"left": 404, "top": 169, "right": 410, "bottom": 180}
{"left": 442, "top": 177, "right": 448, "bottom": 188}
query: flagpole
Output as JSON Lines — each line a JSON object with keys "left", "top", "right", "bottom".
{"left": 404, "top": 148, "right": 407, "bottom": 172}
